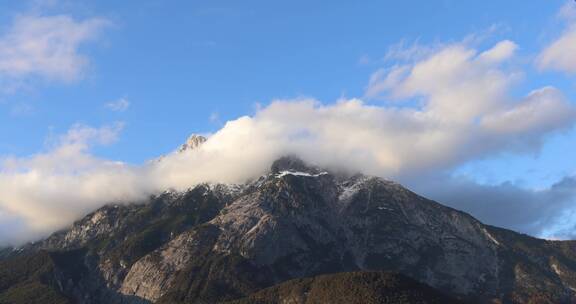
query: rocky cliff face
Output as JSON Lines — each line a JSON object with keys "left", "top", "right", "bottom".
{"left": 3, "top": 156, "right": 576, "bottom": 303}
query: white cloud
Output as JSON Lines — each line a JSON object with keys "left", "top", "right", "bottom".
{"left": 0, "top": 123, "right": 139, "bottom": 244}
{"left": 481, "top": 87, "right": 574, "bottom": 136}
{"left": 478, "top": 40, "right": 517, "bottom": 63}
{"left": 364, "top": 66, "right": 410, "bottom": 99}
{"left": 537, "top": 2, "right": 576, "bottom": 73}
{"left": 55, "top": 122, "right": 124, "bottom": 146}
{"left": 383, "top": 38, "right": 439, "bottom": 62}
{"left": 105, "top": 98, "right": 130, "bottom": 112}
{"left": 367, "top": 40, "right": 526, "bottom": 123}
{"left": 380, "top": 24, "right": 508, "bottom": 65}
{"left": 537, "top": 26, "right": 576, "bottom": 73}
{"left": 1, "top": 40, "right": 575, "bottom": 246}
{"left": 0, "top": 13, "right": 110, "bottom": 91}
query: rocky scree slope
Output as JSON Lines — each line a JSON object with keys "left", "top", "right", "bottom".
{"left": 2, "top": 156, "right": 576, "bottom": 303}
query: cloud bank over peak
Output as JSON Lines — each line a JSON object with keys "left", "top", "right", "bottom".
{"left": 1, "top": 38, "right": 575, "bottom": 245}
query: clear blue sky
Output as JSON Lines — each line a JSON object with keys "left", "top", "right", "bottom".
{"left": 1, "top": 0, "right": 576, "bottom": 242}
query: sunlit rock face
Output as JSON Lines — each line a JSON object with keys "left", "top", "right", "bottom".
{"left": 2, "top": 156, "right": 576, "bottom": 304}
{"left": 177, "top": 134, "right": 207, "bottom": 153}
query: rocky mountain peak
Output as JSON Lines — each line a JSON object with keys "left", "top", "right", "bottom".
{"left": 177, "top": 134, "right": 207, "bottom": 152}
{"left": 270, "top": 155, "right": 324, "bottom": 175}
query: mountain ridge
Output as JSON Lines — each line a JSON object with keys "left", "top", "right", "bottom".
{"left": 1, "top": 156, "right": 576, "bottom": 303}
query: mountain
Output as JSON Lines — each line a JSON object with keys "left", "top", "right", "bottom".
{"left": 2, "top": 154, "right": 576, "bottom": 303}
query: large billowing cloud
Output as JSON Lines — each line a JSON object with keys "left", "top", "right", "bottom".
{"left": 0, "top": 123, "right": 147, "bottom": 244}
{"left": 1, "top": 39, "right": 575, "bottom": 246}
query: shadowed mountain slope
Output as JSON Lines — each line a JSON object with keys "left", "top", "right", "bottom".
{"left": 225, "top": 271, "right": 462, "bottom": 304}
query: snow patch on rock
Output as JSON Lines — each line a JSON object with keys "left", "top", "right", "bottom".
{"left": 276, "top": 171, "right": 328, "bottom": 178}
{"left": 482, "top": 227, "right": 501, "bottom": 246}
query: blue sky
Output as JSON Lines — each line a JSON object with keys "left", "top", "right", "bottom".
{"left": 1, "top": 0, "right": 576, "bottom": 244}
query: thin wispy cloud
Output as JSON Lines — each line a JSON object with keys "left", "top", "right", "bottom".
{"left": 209, "top": 111, "right": 221, "bottom": 124}
{"left": 537, "top": 29, "right": 576, "bottom": 73}
{"left": 537, "top": 2, "right": 576, "bottom": 73}
{"left": 0, "top": 12, "right": 110, "bottom": 93}
{"left": 105, "top": 98, "right": 130, "bottom": 112}
{"left": 9, "top": 103, "right": 35, "bottom": 117}
{"left": 558, "top": 1, "right": 576, "bottom": 21}
{"left": 383, "top": 38, "right": 439, "bottom": 62}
